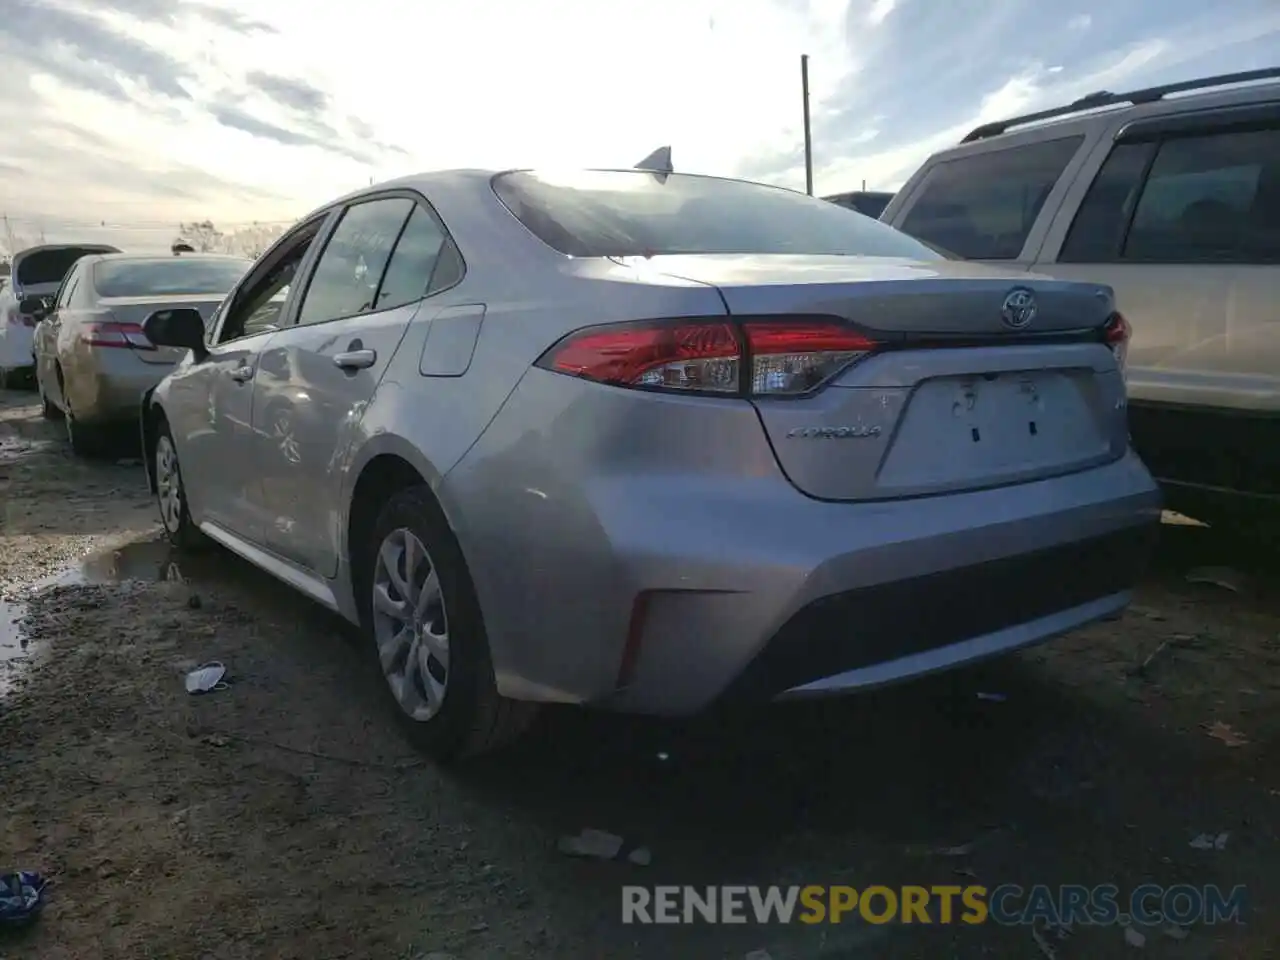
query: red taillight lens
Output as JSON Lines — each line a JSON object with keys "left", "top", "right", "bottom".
{"left": 84, "top": 321, "right": 155, "bottom": 350}
{"left": 1103, "top": 312, "right": 1130, "bottom": 372}
{"left": 542, "top": 320, "right": 742, "bottom": 393}
{"left": 537, "top": 318, "right": 879, "bottom": 397}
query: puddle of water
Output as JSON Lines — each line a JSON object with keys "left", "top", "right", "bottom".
{"left": 0, "top": 537, "right": 187, "bottom": 696}
{"left": 0, "top": 568, "right": 84, "bottom": 696}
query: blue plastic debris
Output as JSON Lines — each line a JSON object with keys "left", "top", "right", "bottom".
{"left": 0, "top": 871, "right": 47, "bottom": 927}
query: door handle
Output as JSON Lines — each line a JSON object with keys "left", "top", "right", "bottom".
{"left": 228, "top": 364, "right": 254, "bottom": 382}
{"left": 333, "top": 349, "right": 376, "bottom": 371}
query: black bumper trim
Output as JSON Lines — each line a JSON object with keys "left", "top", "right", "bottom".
{"left": 719, "top": 522, "right": 1159, "bottom": 702}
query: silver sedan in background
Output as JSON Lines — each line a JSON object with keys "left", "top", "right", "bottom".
{"left": 32, "top": 252, "right": 251, "bottom": 455}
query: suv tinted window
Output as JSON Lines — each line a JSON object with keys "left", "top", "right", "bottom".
{"left": 1122, "top": 127, "right": 1280, "bottom": 263}
{"left": 899, "top": 136, "right": 1083, "bottom": 260}
{"left": 1059, "top": 142, "right": 1156, "bottom": 262}
{"left": 493, "top": 171, "right": 940, "bottom": 260}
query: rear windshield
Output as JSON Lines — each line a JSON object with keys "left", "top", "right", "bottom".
{"left": 16, "top": 248, "right": 111, "bottom": 286}
{"left": 492, "top": 170, "right": 942, "bottom": 260}
{"left": 92, "top": 258, "right": 251, "bottom": 298}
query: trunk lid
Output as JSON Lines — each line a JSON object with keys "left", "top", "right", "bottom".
{"left": 12, "top": 244, "right": 120, "bottom": 294}
{"left": 634, "top": 254, "right": 1116, "bottom": 337}
{"left": 98, "top": 295, "right": 224, "bottom": 365}
{"left": 639, "top": 254, "right": 1128, "bottom": 502}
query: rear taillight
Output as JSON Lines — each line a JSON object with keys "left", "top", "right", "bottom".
{"left": 84, "top": 321, "right": 155, "bottom": 350}
{"left": 1103, "top": 312, "right": 1130, "bottom": 372}
{"left": 536, "top": 318, "right": 879, "bottom": 397}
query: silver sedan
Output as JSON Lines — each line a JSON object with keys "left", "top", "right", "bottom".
{"left": 33, "top": 252, "right": 251, "bottom": 455}
{"left": 140, "top": 167, "right": 1162, "bottom": 763}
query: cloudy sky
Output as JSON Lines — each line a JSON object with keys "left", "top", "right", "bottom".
{"left": 0, "top": 0, "right": 1278, "bottom": 251}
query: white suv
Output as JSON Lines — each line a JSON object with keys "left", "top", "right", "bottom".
{"left": 881, "top": 67, "right": 1280, "bottom": 534}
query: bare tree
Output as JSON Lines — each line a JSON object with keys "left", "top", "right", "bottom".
{"left": 177, "top": 219, "right": 226, "bottom": 253}
{"left": 225, "top": 223, "right": 285, "bottom": 259}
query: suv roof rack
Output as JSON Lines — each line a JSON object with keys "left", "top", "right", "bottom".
{"left": 960, "top": 66, "right": 1280, "bottom": 143}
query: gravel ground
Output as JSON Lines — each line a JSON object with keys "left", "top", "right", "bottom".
{"left": 1, "top": 388, "right": 1278, "bottom": 959}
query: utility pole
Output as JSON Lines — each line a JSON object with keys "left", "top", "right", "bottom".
{"left": 801, "top": 54, "right": 814, "bottom": 195}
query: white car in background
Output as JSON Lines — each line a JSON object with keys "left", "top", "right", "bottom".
{"left": 1, "top": 243, "right": 120, "bottom": 386}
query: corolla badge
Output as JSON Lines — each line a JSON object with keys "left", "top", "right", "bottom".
{"left": 1000, "top": 288, "right": 1037, "bottom": 329}
{"left": 786, "top": 425, "right": 882, "bottom": 439}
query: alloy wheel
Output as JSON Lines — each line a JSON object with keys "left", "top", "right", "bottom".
{"left": 371, "top": 527, "right": 450, "bottom": 721}
{"left": 155, "top": 435, "right": 184, "bottom": 534}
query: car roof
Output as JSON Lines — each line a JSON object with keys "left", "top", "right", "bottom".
{"left": 931, "top": 67, "right": 1280, "bottom": 162}
{"left": 303, "top": 166, "right": 811, "bottom": 220}
{"left": 89, "top": 252, "right": 253, "bottom": 263}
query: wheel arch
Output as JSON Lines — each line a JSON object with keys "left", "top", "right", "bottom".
{"left": 140, "top": 388, "right": 164, "bottom": 494}
{"left": 341, "top": 434, "right": 478, "bottom": 615}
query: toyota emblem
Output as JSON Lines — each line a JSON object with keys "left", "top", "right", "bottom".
{"left": 1001, "top": 288, "right": 1037, "bottom": 329}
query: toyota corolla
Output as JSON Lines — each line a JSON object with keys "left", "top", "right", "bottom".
{"left": 138, "top": 168, "right": 1162, "bottom": 762}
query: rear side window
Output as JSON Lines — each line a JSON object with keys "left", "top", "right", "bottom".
{"left": 1121, "top": 128, "right": 1280, "bottom": 263}
{"left": 92, "top": 258, "right": 251, "bottom": 298}
{"left": 898, "top": 137, "right": 1084, "bottom": 260}
{"left": 1059, "top": 143, "right": 1156, "bottom": 262}
{"left": 374, "top": 205, "right": 456, "bottom": 311}
{"left": 493, "top": 170, "right": 941, "bottom": 260}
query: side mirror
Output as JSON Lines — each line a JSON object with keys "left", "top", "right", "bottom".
{"left": 19, "top": 296, "right": 50, "bottom": 317}
{"left": 143, "top": 307, "right": 207, "bottom": 358}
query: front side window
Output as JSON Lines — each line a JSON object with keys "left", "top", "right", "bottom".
{"left": 493, "top": 170, "right": 940, "bottom": 260}
{"left": 1121, "top": 127, "right": 1280, "bottom": 263}
{"left": 92, "top": 258, "right": 251, "bottom": 299}
{"left": 217, "top": 220, "right": 324, "bottom": 344}
{"left": 297, "top": 197, "right": 414, "bottom": 326}
{"left": 898, "top": 137, "right": 1084, "bottom": 260}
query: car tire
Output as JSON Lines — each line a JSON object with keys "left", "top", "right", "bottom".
{"left": 37, "top": 372, "right": 61, "bottom": 420}
{"left": 361, "top": 486, "right": 538, "bottom": 763}
{"left": 64, "top": 401, "right": 108, "bottom": 458}
{"left": 154, "top": 419, "right": 206, "bottom": 550}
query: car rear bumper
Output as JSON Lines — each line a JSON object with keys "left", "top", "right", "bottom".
{"left": 0, "top": 325, "right": 35, "bottom": 370}
{"left": 65, "top": 360, "right": 174, "bottom": 424}
{"left": 598, "top": 455, "right": 1158, "bottom": 714}
{"left": 447, "top": 380, "right": 1162, "bottom": 714}
{"left": 717, "top": 522, "right": 1154, "bottom": 703}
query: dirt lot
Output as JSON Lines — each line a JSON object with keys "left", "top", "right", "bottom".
{"left": 1, "top": 388, "right": 1278, "bottom": 959}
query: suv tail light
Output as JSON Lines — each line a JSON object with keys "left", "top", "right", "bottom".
{"left": 84, "top": 321, "right": 155, "bottom": 350}
{"left": 1103, "top": 312, "right": 1130, "bottom": 373}
{"left": 536, "top": 318, "right": 879, "bottom": 397}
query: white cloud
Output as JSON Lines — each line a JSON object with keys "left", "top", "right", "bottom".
{"left": 867, "top": 0, "right": 898, "bottom": 27}
{"left": 0, "top": 0, "right": 1278, "bottom": 251}
{"left": 1068, "top": 14, "right": 1093, "bottom": 31}
{"left": 805, "top": 5, "right": 1280, "bottom": 196}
